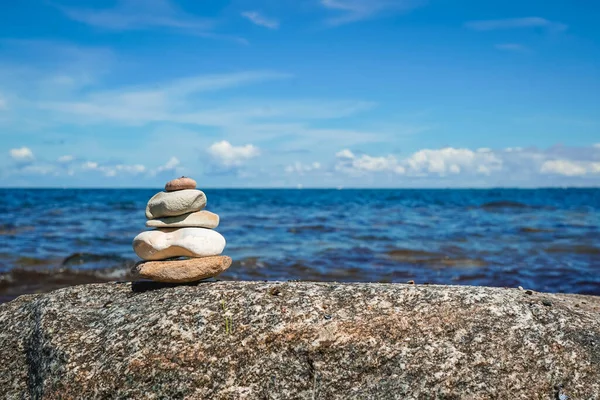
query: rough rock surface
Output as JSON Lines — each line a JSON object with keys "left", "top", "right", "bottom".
{"left": 135, "top": 256, "right": 232, "bottom": 282}
{"left": 146, "top": 210, "right": 219, "bottom": 229}
{"left": 0, "top": 282, "right": 599, "bottom": 399}
{"left": 145, "top": 189, "right": 206, "bottom": 219}
{"left": 133, "top": 227, "right": 226, "bottom": 260}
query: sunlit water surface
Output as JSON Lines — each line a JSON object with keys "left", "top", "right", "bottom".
{"left": 1, "top": 188, "right": 598, "bottom": 302}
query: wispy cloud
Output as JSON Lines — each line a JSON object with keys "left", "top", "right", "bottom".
{"left": 3, "top": 50, "right": 387, "bottom": 157}
{"left": 321, "top": 0, "right": 425, "bottom": 26}
{"left": 55, "top": 0, "right": 245, "bottom": 41}
{"left": 241, "top": 11, "right": 279, "bottom": 29}
{"left": 465, "top": 17, "right": 567, "bottom": 32}
{"left": 495, "top": 43, "right": 529, "bottom": 53}
{"left": 39, "top": 71, "right": 294, "bottom": 125}
{"left": 57, "top": 155, "right": 74, "bottom": 163}
{"left": 7, "top": 155, "right": 177, "bottom": 179}
{"left": 57, "top": 0, "right": 212, "bottom": 31}
{"left": 0, "top": 39, "right": 114, "bottom": 94}
{"left": 285, "top": 161, "right": 321, "bottom": 174}
{"left": 80, "top": 160, "right": 146, "bottom": 177}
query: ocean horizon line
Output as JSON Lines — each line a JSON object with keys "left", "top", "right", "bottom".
{"left": 1, "top": 186, "right": 599, "bottom": 190}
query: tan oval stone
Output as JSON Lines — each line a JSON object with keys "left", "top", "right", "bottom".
{"left": 145, "top": 210, "right": 219, "bottom": 229}
{"left": 165, "top": 176, "right": 196, "bottom": 192}
{"left": 134, "top": 256, "right": 232, "bottom": 282}
{"left": 145, "top": 189, "right": 206, "bottom": 219}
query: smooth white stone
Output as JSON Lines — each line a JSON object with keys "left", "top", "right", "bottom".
{"left": 145, "top": 189, "right": 206, "bottom": 219}
{"left": 146, "top": 210, "right": 219, "bottom": 229}
{"left": 133, "top": 228, "right": 226, "bottom": 261}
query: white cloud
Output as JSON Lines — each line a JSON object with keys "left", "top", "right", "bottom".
{"left": 163, "top": 157, "right": 179, "bottom": 169}
{"left": 405, "top": 147, "right": 502, "bottom": 176}
{"left": 336, "top": 149, "right": 355, "bottom": 159}
{"left": 335, "top": 147, "right": 503, "bottom": 177}
{"left": 79, "top": 160, "right": 145, "bottom": 176}
{"left": 0, "top": 94, "right": 7, "bottom": 110}
{"left": 465, "top": 17, "right": 567, "bottom": 32}
{"left": 9, "top": 147, "right": 34, "bottom": 162}
{"left": 594, "top": 143, "right": 600, "bottom": 149}
{"left": 82, "top": 161, "right": 99, "bottom": 170}
{"left": 540, "top": 160, "right": 600, "bottom": 177}
{"left": 321, "top": 0, "right": 425, "bottom": 25}
{"left": 241, "top": 11, "right": 279, "bottom": 29}
{"left": 152, "top": 156, "right": 180, "bottom": 175}
{"left": 208, "top": 141, "right": 260, "bottom": 167}
{"left": 4, "top": 142, "right": 600, "bottom": 186}
{"left": 58, "top": 155, "right": 74, "bottom": 163}
{"left": 336, "top": 149, "right": 404, "bottom": 175}
{"left": 329, "top": 144, "right": 600, "bottom": 186}
{"left": 285, "top": 161, "right": 321, "bottom": 174}
{"left": 352, "top": 154, "right": 401, "bottom": 172}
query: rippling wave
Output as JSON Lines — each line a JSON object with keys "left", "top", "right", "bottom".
{"left": 0, "top": 188, "right": 599, "bottom": 301}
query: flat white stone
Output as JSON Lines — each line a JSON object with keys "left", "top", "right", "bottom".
{"left": 133, "top": 228, "right": 226, "bottom": 261}
{"left": 146, "top": 210, "right": 219, "bottom": 229}
{"left": 145, "top": 189, "right": 206, "bottom": 219}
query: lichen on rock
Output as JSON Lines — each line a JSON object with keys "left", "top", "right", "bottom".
{"left": 0, "top": 281, "right": 599, "bottom": 399}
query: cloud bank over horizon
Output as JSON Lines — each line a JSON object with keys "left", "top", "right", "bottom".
{"left": 5, "top": 142, "right": 600, "bottom": 188}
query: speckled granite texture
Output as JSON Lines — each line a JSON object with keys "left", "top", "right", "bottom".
{"left": 0, "top": 281, "right": 599, "bottom": 399}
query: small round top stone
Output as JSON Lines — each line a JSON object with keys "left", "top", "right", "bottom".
{"left": 165, "top": 176, "right": 196, "bottom": 192}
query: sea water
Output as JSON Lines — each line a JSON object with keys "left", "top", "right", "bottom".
{"left": 1, "top": 188, "right": 598, "bottom": 301}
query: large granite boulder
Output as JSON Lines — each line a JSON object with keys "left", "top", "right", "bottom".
{"left": 0, "top": 281, "right": 598, "bottom": 399}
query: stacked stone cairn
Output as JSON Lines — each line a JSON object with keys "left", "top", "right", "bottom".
{"left": 132, "top": 177, "right": 231, "bottom": 283}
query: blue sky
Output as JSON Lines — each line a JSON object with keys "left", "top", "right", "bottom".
{"left": 1, "top": 0, "right": 599, "bottom": 187}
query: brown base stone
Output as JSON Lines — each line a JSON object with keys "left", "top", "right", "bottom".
{"left": 134, "top": 256, "right": 232, "bottom": 283}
